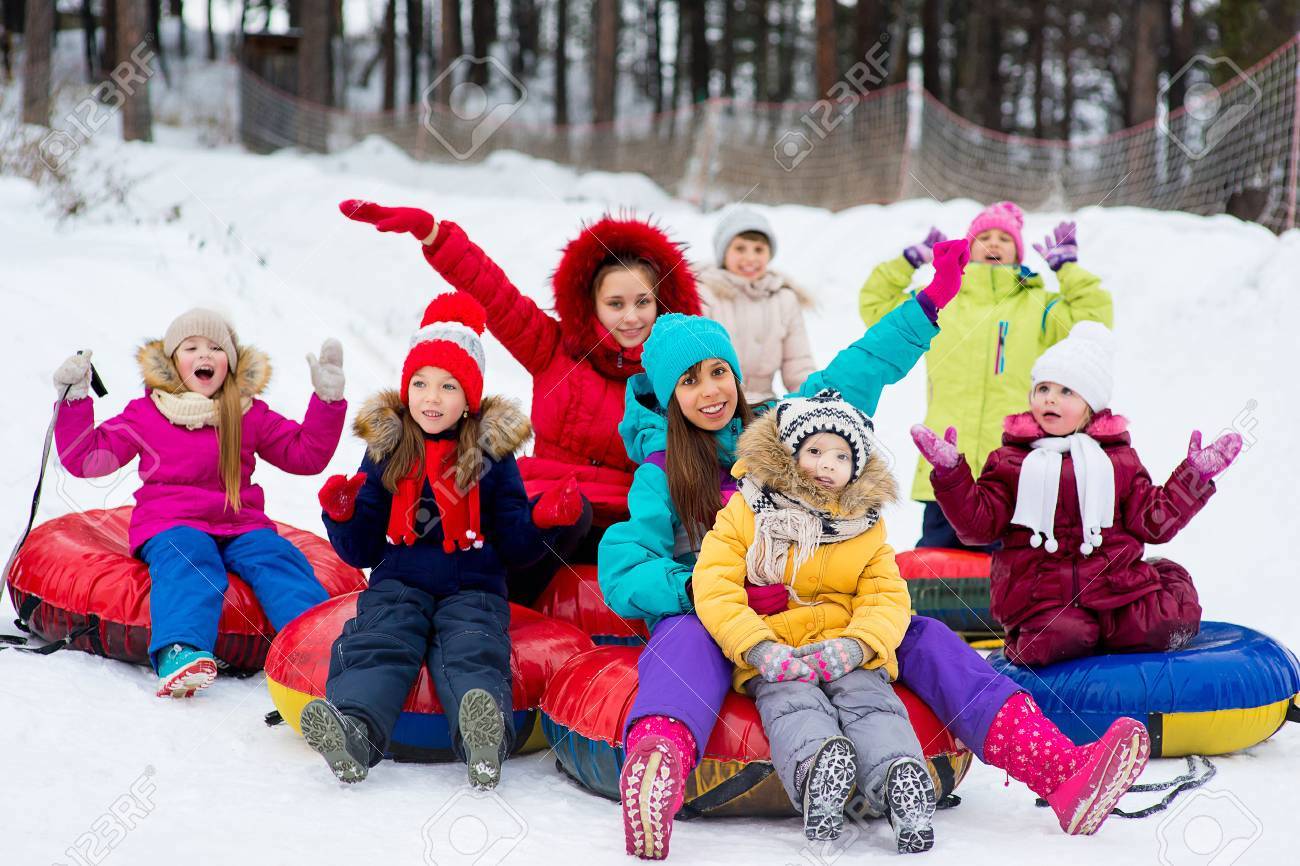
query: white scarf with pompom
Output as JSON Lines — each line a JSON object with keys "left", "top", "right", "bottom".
{"left": 1010, "top": 434, "right": 1115, "bottom": 556}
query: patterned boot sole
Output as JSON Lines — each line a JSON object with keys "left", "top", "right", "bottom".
{"left": 803, "top": 736, "right": 858, "bottom": 841}
{"left": 155, "top": 658, "right": 217, "bottom": 699}
{"left": 621, "top": 736, "right": 684, "bottom": 860}
{"left": 300, "top": 700, "right": 369, "bottom": 784}
{"left": 459, "top": 689, "right": 505, "bottom": 791}
{"left": 885, "top": 757, "right": 937, "bottom": 853}
{"left": 1069, "top": 723, "right": 1151, "bottom": 836}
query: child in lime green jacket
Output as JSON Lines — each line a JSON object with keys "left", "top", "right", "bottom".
{"left": 858, "top": 201, "right": 1113, "bottom": 549}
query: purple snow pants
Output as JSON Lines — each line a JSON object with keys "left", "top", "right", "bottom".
{"left": 625, "top": 614, "right": 1023, "bottom": 763}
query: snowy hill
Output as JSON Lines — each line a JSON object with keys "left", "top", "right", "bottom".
{"left": 1, "top": 132, "right": 1296, "bottom": 866}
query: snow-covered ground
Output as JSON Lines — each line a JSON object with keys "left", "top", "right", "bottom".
{"left": 1, "top": 126, "right": 1297, "bottom": 866}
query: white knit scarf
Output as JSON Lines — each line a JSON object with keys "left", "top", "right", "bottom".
{"left": 150, "top": 389, "right": 251, "bottom": 430}
{"left": 1010, "top": 434, "right": 1115, "bottom": 556}
{"left": 739, "top": 475, "right": 879, "bottom": 605}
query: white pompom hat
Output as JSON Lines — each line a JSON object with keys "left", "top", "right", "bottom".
{"left": 1031, "top": 321, "right": 1116, "bottom": 412}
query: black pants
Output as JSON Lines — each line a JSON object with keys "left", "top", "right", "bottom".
{"left": 916, "top": 501, "right": 999, "bottom": 553}
{"left": 326, "top": 581, "right": 512, "bottom": 766}
{"left": 506, "top": 516, "right": 603, "bottom": 607}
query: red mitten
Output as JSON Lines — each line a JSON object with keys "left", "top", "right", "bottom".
{"left": 319, "top": 473, "right": 367, "bottom": 522}
{"left": 918, "top": 238, "right": 972, "bottom": 311}
{"left": 338, "top": 199, "right": 437, "bottom": 243}
{"left": 746, "top": 582, "right": 789, "bottom": 615}
{"left": 533, "top": 475, "right": 585, "bottom": 529}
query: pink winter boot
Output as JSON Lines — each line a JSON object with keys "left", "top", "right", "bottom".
{"left": 620, "top": 716, "right": 697, "bottom": 860}
{"left": 984, "top": 693, "right": 1149, "bottom": 835}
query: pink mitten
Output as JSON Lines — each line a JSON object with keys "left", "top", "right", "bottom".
{"left": 911, "top": 424, "right": 961, "bottom": 470}
{"left": 1187, "top": 430, "right": 1243, "bottom": 481}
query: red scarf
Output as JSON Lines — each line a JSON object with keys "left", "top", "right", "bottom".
{"left": 387, "top": 438, "right": 483, "bottom": 554}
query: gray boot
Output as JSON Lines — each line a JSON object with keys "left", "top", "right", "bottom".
{"left": 300, "top": 699, "right": 373, "bottom": 784}
{"left": 798, "top": 736, "right": 858, "bottom": 841}
{"left": 883, "top": 757, "right": 937, "bottom": 853}
{"left": 458, "top": 689, "right": 506, "bottom": 790}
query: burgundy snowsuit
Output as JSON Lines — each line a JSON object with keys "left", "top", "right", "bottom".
{"left": 931, "top": 409, "right": 1206, "bottom": 666}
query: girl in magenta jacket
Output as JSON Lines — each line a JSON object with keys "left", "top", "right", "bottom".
{"left": 52, "top": 308, "right": 348, "bottom": 698}
{"left": 912, "top": 322, "right": 1242, "bottom": 666}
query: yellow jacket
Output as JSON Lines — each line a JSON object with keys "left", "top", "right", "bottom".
{"left": 692, "top": 415, "right": 912, "bottom": 692}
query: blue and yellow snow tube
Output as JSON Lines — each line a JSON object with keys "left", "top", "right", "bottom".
{"left": 987, "top": 621, "right": 1300, "bottom": 757}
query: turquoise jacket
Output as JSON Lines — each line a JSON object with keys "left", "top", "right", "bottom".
{"left": 597, "top": 299, "right": 937, "bottom": 629}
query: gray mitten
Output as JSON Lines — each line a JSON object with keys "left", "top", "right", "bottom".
{"left": 53, "top": 351, "right": 93, "bottom": 401}
{"left": 795, "top": 638, "right": 867, "bottom": 683}
{"left": 746, "top": 640, "right": 817, "bottom": 684}
{"left": 307, "top": 339, "right": 345, "bottom": 402}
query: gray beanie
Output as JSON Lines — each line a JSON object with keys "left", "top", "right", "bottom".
{"left": 713, "top": 206, "right": 777, "bottom": 265}
{"left": 163, "top": 308, "right": 239, "bottom": 371}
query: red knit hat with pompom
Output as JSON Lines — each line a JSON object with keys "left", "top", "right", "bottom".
{"left": 400, "top": 292, "right": 488, "bottom": 413}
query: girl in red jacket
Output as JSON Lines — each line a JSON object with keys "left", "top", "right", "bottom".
{"left": 338, "top": 200, "right": 701, "bottom": 601}
{"left": 911, "top": 322, "right": 1242, "bottom": 666}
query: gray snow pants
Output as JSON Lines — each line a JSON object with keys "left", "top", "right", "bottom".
{"left": 748, "top": 667, "right": 924, "bottom": 814}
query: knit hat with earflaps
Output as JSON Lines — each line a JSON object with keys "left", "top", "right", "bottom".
{"left": 774, "top": 389, "right": 876, "bottom": 483}
{"left": 163, "top": 308, "right": 239, "bottom": 371}
{"left": 401, "top": 292, "right": 488, "bottom": 412}
{"left": 1030, "top": 321, "right": 1116, "bottom": 413}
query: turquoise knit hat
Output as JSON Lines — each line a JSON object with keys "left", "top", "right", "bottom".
{"left": 642, "top": 313, "right": 743, "bottom": 407}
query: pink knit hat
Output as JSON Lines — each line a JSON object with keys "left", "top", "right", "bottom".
{"left": 966, "top": 201, "right": 1025, "bottom": 262}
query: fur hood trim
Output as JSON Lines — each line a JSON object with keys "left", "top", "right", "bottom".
{"left": 1003, "top": 409, "right": 1129, "bottom": 442}
{"left": 137, "top": 338, "right": 270, "bottom": 399}
{"left": 735, "top": 415, "right": 898, "bottom": 517}
{"left": 353, "top": 390, "right": 533, "bottom": 482}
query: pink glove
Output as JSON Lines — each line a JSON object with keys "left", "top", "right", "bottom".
{"left": 1187, "top": 431, "right": 1242, "bottom": 481}
{"left": 917, "top": 239, "right": 971, "bottom": 312}
{"left": 339, "top": 199, "right": 437, "bottom": 243}
{"left": 911, "top": 425, "right": 960, "bottom": 471}
{"left": 745, "top": 582, "right": 789, "bottom": 616}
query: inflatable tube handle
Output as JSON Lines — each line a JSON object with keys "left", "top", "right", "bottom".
{"left": 1288, "top": 696, "right": 1300, "bottom": 724}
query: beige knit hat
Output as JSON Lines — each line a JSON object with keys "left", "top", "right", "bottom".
{"left": 163, "top": 308, "right": 239, "bottom": 371}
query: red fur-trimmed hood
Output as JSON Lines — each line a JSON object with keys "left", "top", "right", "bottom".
{"left": 1002, "top": 409, "right": 1130, "bottom": 445}
{"left": 550, "top": 215, "right": 701, "bottom": 376}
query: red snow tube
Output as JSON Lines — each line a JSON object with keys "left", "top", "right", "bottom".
{"left": 540, "top": 645, "right": 972, "bottom": 817}
{"left": 898, "top": 548, "right": 996, "bottom": 636}
{"left": 533, "top": 562, "right": 648, "bottom": 645}
{"left": 5, "top": 507, "right": 366, "bottom": 670}
{"left": 265, "top": 592, "right": 595, "bottom": 761}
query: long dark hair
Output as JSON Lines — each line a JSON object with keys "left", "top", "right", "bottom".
{"left": 665, "top": 366, "right": 754, "bottom": 547}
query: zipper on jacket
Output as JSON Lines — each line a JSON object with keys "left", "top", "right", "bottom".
{"left": 617, "top": 350, "right": 624, "bottom": 369}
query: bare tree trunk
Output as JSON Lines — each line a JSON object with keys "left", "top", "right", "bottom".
{"left": 380, "top": 0, "right": 396, "bottom": 110}
{"left": 103, "top": 0, "right": 120, "bottom": 81}
{"left": 469, "top": 0, "right": 492, "bottom": 86}
{"left": 206, "top": 0, "right": 217, "bottom": 59}
{"left": 82, "top": 0, "right": 98, "bottom": 82}
{"left": 117, "top": 0, "right": 154, "bottom": 141}
{"left": 437, "top": 0, "right": 462, "bottom": 106}
{"left": 1165, "top": 0, "right": 1194, "bottom": 111}
{"left": 684, "top": 0, "right": 709, "bottom": 103}
{"left": 554, "top": 0, "right": 568, "bottom": 123}
{"left": 407, "top": 0, "right": 423, "bottom": 104}
{"left": 592, "top": 0, "right": 617, "bottom": 123}
{"left": 720, "top": 0, "right": 735, "bottom": 97}
{"left": 299, "top": 0, "right": 332, "bottom": 105}
{"left": 814, "top": 0, "right": 835, "bottom": 96}
{"left": 173, "top": 0, "right": 187, "bottom": 58}
{"left": 648, "top": 0, "right": 662, "bottom": 112}
{"left": 1128, "top": 0, "right": 1160, "bottom": 126}
{"left": 921, "top": 0, "right": 941, "bottom": 97}
{"left": 983, "top": 12, "right": 1002, "bottom": 131}
{"left": 755, "top": 0, "right": 770, "bottom": 100}
{"left": 955, "top": 0, "right": 982, "bottom": 120}
{"left": 1060, "top": 11, "right": 1074, "bottom": 139}
{"left": 21, "top": 0, "right": 53, "bottom": 126}
{"left": 777, "top": 0, "right": 795, "bottom": 100}
{"left": 1031, "top": 1, "right": 1046, "bottom": 137}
